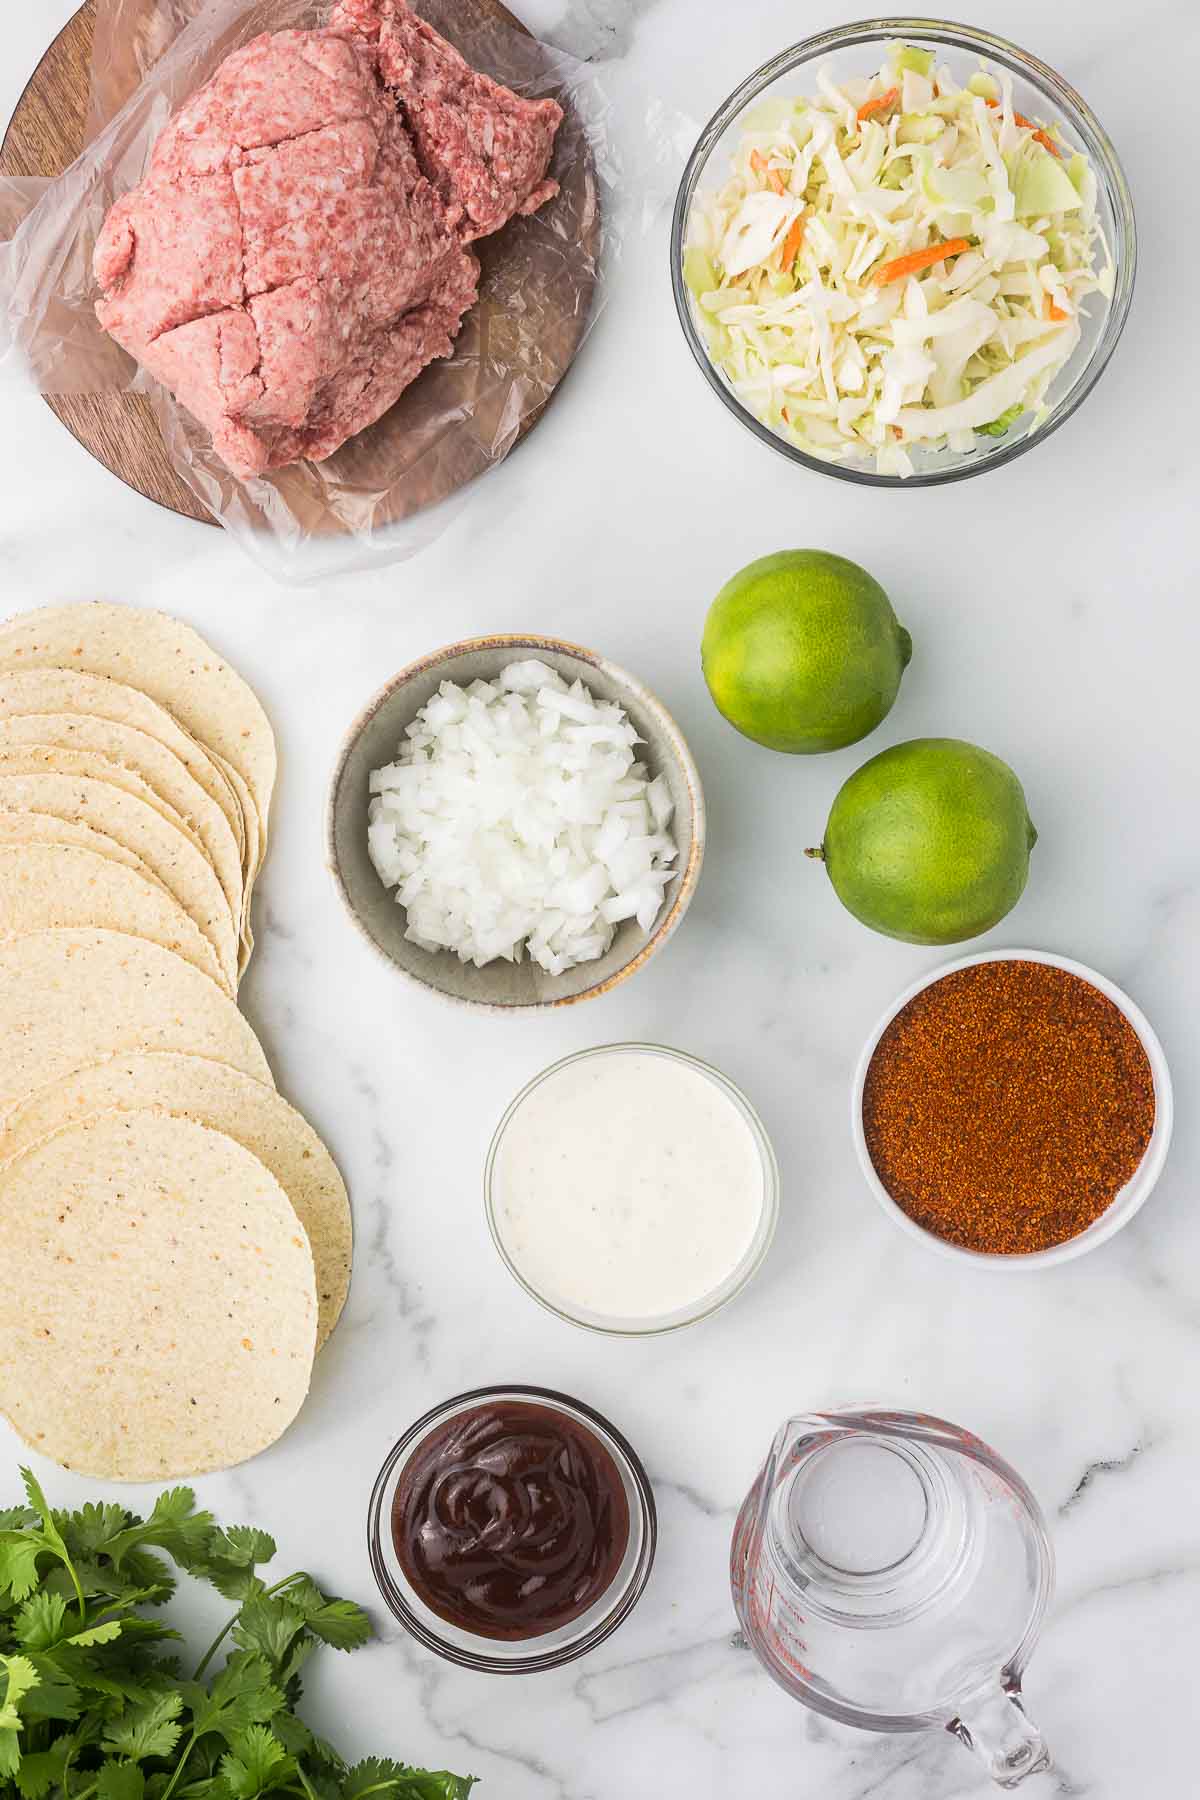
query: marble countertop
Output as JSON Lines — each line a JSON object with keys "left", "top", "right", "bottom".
{"left": 2, "top": 1, "right": 1197, "bottom": 1795}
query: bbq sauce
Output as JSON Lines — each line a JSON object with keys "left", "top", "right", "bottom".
{"left": 391, "top": 1399, "right": 631, "bottom": 1640}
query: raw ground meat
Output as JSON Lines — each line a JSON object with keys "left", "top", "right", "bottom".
{"left": 330, "top": 0, "right": 563, "bottom": 239}
{"left": 92, "top": 4, "right": 562, "bottom": 479}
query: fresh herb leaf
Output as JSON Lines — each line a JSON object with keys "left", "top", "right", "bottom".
{"left": 342, "top": 1759, "right": 477, "bottom": 1800}
{"left": 0, "top": 1475, "right": 474, "bottom": 1800}
{"left": 65, "top": 1621, "right": 127, "bottom": 1650}
{"left": 0, "top": 1535, "right": 46, "bottom": 1603}
{"left": 184, "top": 1526, "right": 275, "bottom": 1606}
{"left": 219, "top": 1724, "right": 294, "bottom": 1799}
{"left": 0, "top": 1508, "right": 38, "bottom": 1534}
{"left": 230, "top": 1599, "right": 307, "bottom": 1674}
{"left": 0, "top": 1654, "right": 40, "bottom": 1777}
{"left": 21, "top": 1477, "right": 82, "bottom": 1604}
{"left": 47, "top": 1647, "right": 159, "bottom": 1703}
{"left": 16, "top": 1661, "right": 79, "bottom": 1722}
{"left": 59, "top": 1503, "right": 132, "bottom": 1564}
{"left": 96, "top": 1763, "right": 147, "bottom": 1800}
{"left": 102, "top": 1691, "right": 185, "bottom": 1761}
{"left": 13, "top": 1593, "right": 68, "bottom": 1651}
{"left": 181, "top": 1655, "right": 284, "bottom": 1748}
{"left": 13, "top": 1740, "right": 72, "bottom": 1799}
{"left": 216, "top": 1530, "right": 276, "bottom": 1570}
{"left": 0, "top": 1654, "right": 40, "bottom": 1722}
{"left": 105, "top": 1492, "right": 215, "bottom": 1575}
{"left": 108, "top": 1550, "right": 179, "bottom": 1603}
{"left": 282, "top": 1583, "right": 371, "bottom": 1653}
{"left": 16, "top": 1472, "right": 86, "bottom": 1619}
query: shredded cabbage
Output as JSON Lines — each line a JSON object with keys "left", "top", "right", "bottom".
{"left": 683, "top": 42, "right": 1114, "bottom": 476}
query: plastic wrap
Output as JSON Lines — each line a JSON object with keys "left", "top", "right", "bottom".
{"left": 0, "top": 0, "right": 670, "bottom": 581}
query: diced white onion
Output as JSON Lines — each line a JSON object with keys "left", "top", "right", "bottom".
{"left": 367, "top": 661, "right": 680, "bottom": 974}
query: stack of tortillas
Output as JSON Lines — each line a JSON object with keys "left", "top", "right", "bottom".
{"left": 0, "top": 604, "right": 351, "bottom": 1482}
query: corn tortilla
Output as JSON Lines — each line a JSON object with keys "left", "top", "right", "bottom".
{"left": 0, "top": 807, "right": 168, "bottom": 890}
{"left": 1, "top": 1051, "right": 351, "bottom": 1350}
{"left": 0, "top": 605, "right": 275, "bottom": 848}
{"left": 0, "top": 844, "right": 227, "bottom": 991}
{"left": 0, "top": 712, "right": 243, "bottom": 936}
{"left": 214, "top": 752, "right": 262, "bottom": 889}
{"left": 0, "top": 928, "right": 271, "bottom": 1114}
{"left": 0, "top": 763, "right": 237, "bottom": 991}
{"left": 0, "top": 1111, "right": 315, "bottom": 1480}
{"left": 0, "top": 666, "right": 247, "bottom": 863}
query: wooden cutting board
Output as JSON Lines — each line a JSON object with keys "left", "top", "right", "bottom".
{"left": 1, "top": 2, "right": 210, "bottom": 521}
{"left": 0, "top": 1, "right": 596, "bottom": 532}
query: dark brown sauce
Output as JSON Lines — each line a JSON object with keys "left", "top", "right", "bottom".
{"left": 391, "top": 1398, "right": 631, "bottom": 1640}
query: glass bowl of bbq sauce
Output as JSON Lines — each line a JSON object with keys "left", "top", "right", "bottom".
{"left": 368, "top": 1385, "right": 657, "bottom": 1672}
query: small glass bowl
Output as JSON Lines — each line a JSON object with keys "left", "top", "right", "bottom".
{"left": 485, "top": 1043, "right": 780, "bottom": 1335}
{"left": 850, "top": 948, "right": 1174, "bottom": 1267}
{"left": 367, "top": 1385, "right": 657, "bottom": 1672}
{"left": 670, "top": 18, "right": 1136, "bottom": 487}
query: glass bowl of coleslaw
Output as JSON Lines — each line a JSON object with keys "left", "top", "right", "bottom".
{"left": 670, "top": 19, "right": 1135, "bottom": 486}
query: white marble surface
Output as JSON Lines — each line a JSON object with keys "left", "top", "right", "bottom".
{"left": 1, "top": 1, "right": 1198, "bottom": 1794}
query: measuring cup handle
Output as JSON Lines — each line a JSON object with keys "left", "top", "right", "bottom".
{"left": 949, "top": 1681, "right": 1051, "bottom": 1788}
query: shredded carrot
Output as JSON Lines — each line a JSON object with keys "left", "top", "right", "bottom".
{"left": 857, "top": 86, "right": 899, "bottom": 122}
{"left": 868, "top": 237, "right": 971, "bottom": 286}
{"left": 1044, "top": 295, "right": 1069, "bottom": 322}
{"left": 780, "top": 212, "right": 807, "bottom": 270}
{"left": 750, "top": 148, "right": 788, "bottom": 194}
{"left": 985, "top": 97, "right": 1063, "bottom": 157}
{"left": 781, "top": 406, "right": 791, "bottom": 424}
{"left": 892, "top": 426, "right": 904, "bottom": 440}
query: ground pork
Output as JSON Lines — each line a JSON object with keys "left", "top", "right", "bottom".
{"left": 93, "top": 6, "right": 562, "bottom": 479}
{"left": 331, "top": 0, "right": 563, "bottom": 238}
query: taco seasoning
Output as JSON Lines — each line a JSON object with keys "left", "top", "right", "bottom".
{"left": 862, "top": 959, "right": 1156, "bottom": 1254}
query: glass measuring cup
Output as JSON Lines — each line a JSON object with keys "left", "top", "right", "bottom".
{"left": 732, "top": 1410, "right": 1054, "bottom": 1788}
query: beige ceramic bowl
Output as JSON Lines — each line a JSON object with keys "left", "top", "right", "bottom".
{"left": 327, "top": 635, "right": 705, "bottom": 1009}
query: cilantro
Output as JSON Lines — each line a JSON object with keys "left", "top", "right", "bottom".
{"left": 220, "top": 1724, "right": 294, "bottom": 1798}
{"left": 13, "top": 1593, "right": 68, "bottom": 1651}
{"left": 95, "top": 1764, "right": 147, "bottom": 1800}
{"left": 0, "top": 1470, "right": 476, "bottom": 1800}
{"left": 102, "top": 1693, "right": 185, "bottom": 1762}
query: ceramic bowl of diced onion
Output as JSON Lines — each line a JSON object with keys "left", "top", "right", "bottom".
{"left": 670, "top": 19, "right": 1135, "bottom": 486}
{"left": 326, "top": 636, "right": 706, "bottom": 1009}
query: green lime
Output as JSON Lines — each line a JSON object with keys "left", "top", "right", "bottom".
{"left": 701, "top": 550, "right": 912, "bottom": 754}
{"left": 809, "top": 737, "right": 1037, "bottom": 945}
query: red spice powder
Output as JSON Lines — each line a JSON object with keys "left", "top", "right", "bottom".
{"left": 862, "top": 960, "right": 1156, "bottom": 1255}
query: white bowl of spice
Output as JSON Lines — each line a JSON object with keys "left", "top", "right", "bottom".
{"left": 850, "top": 948, "right": 1173, "bottom": 1268}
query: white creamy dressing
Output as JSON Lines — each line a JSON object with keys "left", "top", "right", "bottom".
{"left": 491, "top": 1049, "right": 766, "bottom": 1323}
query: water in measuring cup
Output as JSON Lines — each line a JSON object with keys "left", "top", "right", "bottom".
{"left": 732, "top": 1413, "right": 1053, "bottom": 1729}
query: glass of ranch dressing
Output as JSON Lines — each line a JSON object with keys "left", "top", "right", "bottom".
{"left": 486, "top": 1043, "right": 779, "bottom": 1334}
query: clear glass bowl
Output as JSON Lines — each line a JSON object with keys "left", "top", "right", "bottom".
{"left": 485, "top": 1043, "right": 780, "bottom": 1335}
{"left": 367, "top": 1385, "right": 657, "bottom": 1673}
{"left": 670, "top": 18, "right": 1136, "bottom": 487}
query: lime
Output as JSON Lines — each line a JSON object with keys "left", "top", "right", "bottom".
{"left": 701, "top": 550, "right": 912, "bottom": 754}
{"left": 809, "top": 738, "right": 1037, "bottom": 945}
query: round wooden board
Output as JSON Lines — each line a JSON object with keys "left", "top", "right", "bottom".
{"left": 1, "top": 1, "right": 210, "bottom": 521}
{"left": 0, "top": 1, "right": 596, "bottom": 533}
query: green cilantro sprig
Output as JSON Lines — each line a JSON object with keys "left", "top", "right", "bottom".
{"left": 0, "top": 1470, "right": 474, "bottom": 1800}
